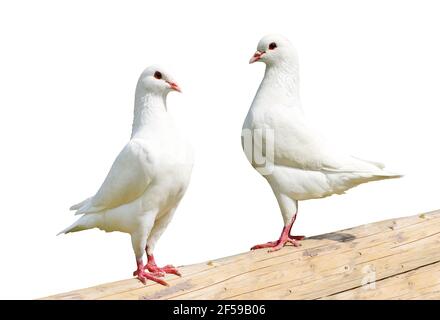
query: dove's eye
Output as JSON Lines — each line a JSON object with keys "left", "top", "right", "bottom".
{"left": 154, "top": 71, "right": 162, "bottom": 80}
{"left": 269, "top": 42, "right": 277, "bottom": 50}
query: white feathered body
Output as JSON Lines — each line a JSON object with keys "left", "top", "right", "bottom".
{"left": 62, "top": 93, "right": 193, "bottom": 257}
{"left": 243, "top": 62, "right": 400, "bottom": 223}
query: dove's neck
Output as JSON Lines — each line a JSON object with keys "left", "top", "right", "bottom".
{"left": 131, "top": 91, "right": 168, "bottom": 139}
{"left": 254, "top": 61, "right": 301, "bottom": 109}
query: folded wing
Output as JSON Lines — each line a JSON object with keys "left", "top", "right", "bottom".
{"left": 72, "top": 140, "right": 153, "bottom": 215}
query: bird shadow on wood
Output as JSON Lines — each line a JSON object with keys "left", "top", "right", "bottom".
{"left": 307, "top": 232, "right": 356, "bottom": 242}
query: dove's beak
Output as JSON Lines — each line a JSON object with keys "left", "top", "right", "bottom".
{"left": 167, "top": 81, "right": 182, "bottom": 93}
{"left": 249, "top": 50, "right": 265, "bottom": 64}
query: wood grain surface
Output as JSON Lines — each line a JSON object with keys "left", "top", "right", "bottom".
{"left": 43, "top": 210, "right": 440, "bottom": 300}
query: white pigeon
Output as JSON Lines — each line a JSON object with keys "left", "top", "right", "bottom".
{"left": 59, "top": 65, "right": 194, "bottom": 285}
{"left": 242, "top": 34, "right": 402, "bottom": 252}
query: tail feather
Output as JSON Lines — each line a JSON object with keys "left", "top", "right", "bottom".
{"left": 356, "top": 170, "right": 403, "bottom": 184}
{"left": 350, "top": 156, "right": 403, "bottom": 180}
{"left": 373, "top": 170, "right": 403, "bottom": 180}
{"left": 69, "top": 197, "right": 91, "bottom": 211}
{"left": 327, "top": 168, "right": 403, "bottom": 196}
{"left": 57, "top": 214, "right": 101, "bottom": 236}
{"left": 352, "top": 156, "right": 385, "bottom": 170}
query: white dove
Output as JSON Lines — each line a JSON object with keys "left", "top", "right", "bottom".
{"left": 242, "top": 34, "right": 401, "bottom": 252}
{"left": 59, "top": 66, "right": 194, "bottom": 285}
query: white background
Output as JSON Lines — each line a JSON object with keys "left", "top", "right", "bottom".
{"left": 0, "top": 0, "right": 439, "bottom": 299}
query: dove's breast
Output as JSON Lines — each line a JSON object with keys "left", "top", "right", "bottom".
{"left": 136, "top": 129, "right": 194, "bottom": 212}
{"left": 93, "top": 121, "right": 193, "bottom": 234}
{"left": 243, "top": 103, "right": 325, "bottom": 169}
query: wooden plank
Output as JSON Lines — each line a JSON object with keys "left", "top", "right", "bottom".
{"left": 322, "top": 261, "right": 440, "bottom": 300}
{"left": 43, "top": 210, "right": 440, "bottom": 300}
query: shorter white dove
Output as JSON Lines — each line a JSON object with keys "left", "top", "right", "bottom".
{"left": 60, "top": 65, "right": 194, "bottom": 285}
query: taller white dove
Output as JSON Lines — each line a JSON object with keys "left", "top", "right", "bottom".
{"left": 59, "top": 65, "right": 194, "bottom": 285}
{"left": 242, "top": 34, "right": 401, "bottom": 252}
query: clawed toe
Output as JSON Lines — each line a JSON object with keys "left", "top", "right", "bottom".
{"left": 162, "top": 265, "right": 181, "bottom": 276}
{"left": 252, "top": 235, "right": 304, "bottom": 252}
{"left": 149, "top": 270, "right": 165, "bottom": 277}
{"left": 136, "top": 271, "right": 169, "bottom": 286}
{"left": 287, "top": 238, "right": 302, "bottom": 247}
{"left": 134, "top": 259, "right": 170, "bottom": 286}
{"left": 251, "top": 241, "right": 278, "bottom": 250}
{"left": 251, "top": 218, "right": 305, "bottom": 253}
{"left": 145, "top": 263, "right": 181, "bottom": 277}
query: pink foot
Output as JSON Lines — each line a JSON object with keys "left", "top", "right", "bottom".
{"left": 145, "top": 254, "right": 181, "bottom": 277}
{"left": 251, "top": 216, "right": 305, "bottom": 252}
{"left": 133, "top": 260, "right": 169, "bottom": 286}
{"left": 251, "top": 235, "right": 305, "bottom": 252}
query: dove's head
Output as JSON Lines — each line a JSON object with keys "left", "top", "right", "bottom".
{"left": 249, "top": 34, "right": 298, "bottom": 67}
{"left": 137, "top": 65, "right": 181, "bottom": 95}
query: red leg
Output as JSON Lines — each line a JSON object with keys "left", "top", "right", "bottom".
{"left": 251, "top": 215, "right": 305, "bottom": 252}
{"left": 144, "top": 254, "right": 181, "bottom": 277}
{"left": 133, "top": 259, "right": 169, "bottom": 286}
